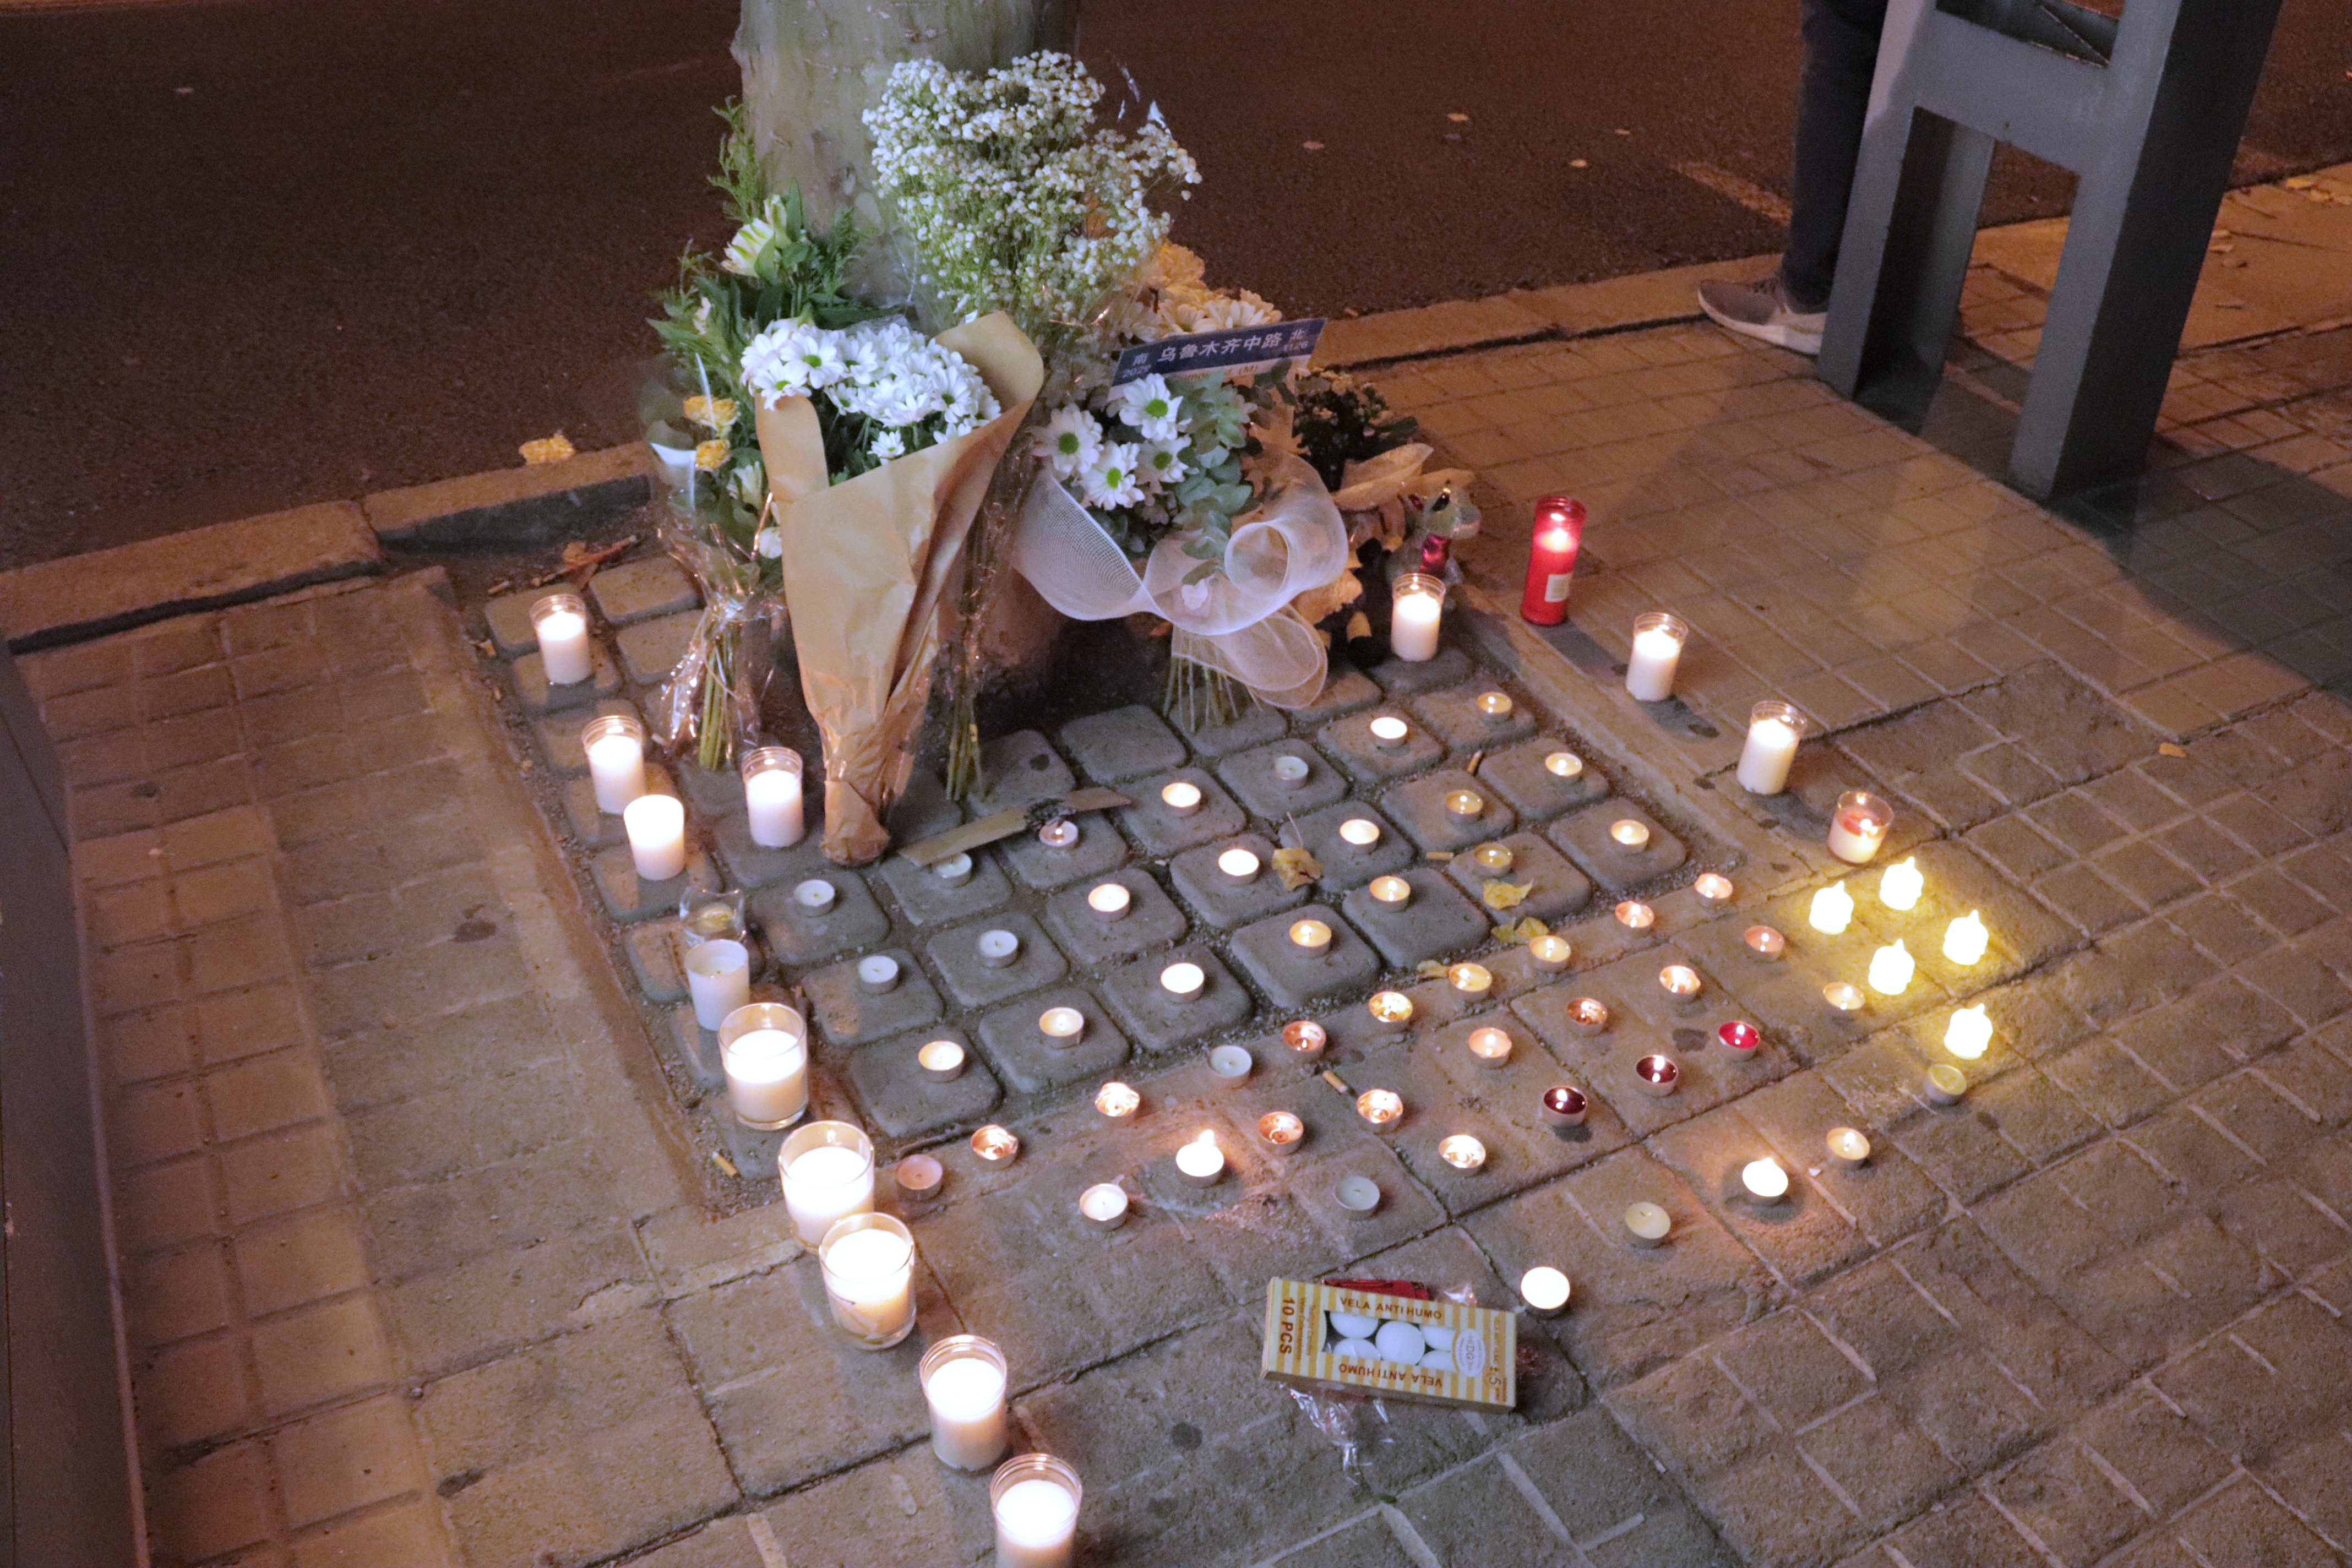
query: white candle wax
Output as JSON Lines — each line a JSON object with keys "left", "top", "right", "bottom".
{"left": 821, "top": 1223, "right": 913, "bottom": 1345}
{"left": 587, "top": 731, "right": 646, "bottom": 814}
{"left": 536, "top": 608, "right": 593, "bottom": 686}
{"left": 782, "top": 1142, "right": 876, "bottom": 1246}
{"left": 623, "top": 794, "right": 687, "bottom": 883}
{"left": 995, "top": 1477, "right": 1080, "bottom": 1568}
{"left": 684, "top": 940, "right": 751, "bottom": 1031}
{"left": 1623, "top": 1201, "right": 1673, "bottom": 1248}
{"left": 1737, "top": 715, "right": 1801, "bottom": 795}
{"left": 723, "top": 1027, "right": 806, "bottom": 1128}
{"left": 1625, "top": 626, "right": 1683, "bottom": 701}
{"left": 745, "top": 766, "right": 805, "bottom": 848}
{"left": 1391, "top": 589, "right": 1443, "bottom": 662}
{"left": 924, "top": 1354, "right": 1009, "bottom": 1471}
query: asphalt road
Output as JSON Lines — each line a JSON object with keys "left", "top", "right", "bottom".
{"left": 2, "top": 0, "right": 2346, "bottom": 569}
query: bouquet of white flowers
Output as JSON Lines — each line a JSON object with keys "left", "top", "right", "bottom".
{"left": 741, "top": 317, "right": 1002, "bottom": 477}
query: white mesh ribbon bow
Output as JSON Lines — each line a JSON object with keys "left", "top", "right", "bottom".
{"left": 1010, "top": 453, "right": 1348, "bottom": 709}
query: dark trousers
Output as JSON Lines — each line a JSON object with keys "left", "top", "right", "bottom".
{"left": 1782, "top": 0, "right": 1892, "bottom": 310}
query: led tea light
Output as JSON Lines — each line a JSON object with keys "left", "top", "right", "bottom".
{"left": 1623, "top": 1201, "right": 1672, "bottom": 1249}
{"left": 1944, "top": 1004, "right": 1992, "bottom": 1060}
{"left": 1086, "top": 882, "right": 1131, "bottom": 921}
{"left": 1439, "top": 1134, "right": 1488, "bottom": 1172}
{"left": 856, "top": 954, "right": 902, "bottom": 995}
{"left": 1529, "top": 934, "right": 1573, "bottom": 973}
{"left": 1466, "top": 1027, "right": 1514, "bottom": 1068}
{"left": 1174, "top": 1130, "right": 1226, "bottom": 1186}
{"left": 1449, "top": 962, "right": 1493, "bottom": 998}
{"left": 1160, "top": 780, "right": 1204, "bottom": 816}
{"left": 623, "top": 794, "right": 687, "bottom": 883}
{"left": 1217, "top": 847, "right": 1261, "bottom": 883}
{"left": 1077, "top": 1183, "right": 1130, "bottom": 1233}
{"left": 1520, "top": 1266, "right": 1571, "bottom": 1316}
{"left": 1257, "top": 1111, "right": 1306, "bottom": 1156}
{"left": 1335, "top": 1175, "right": 1382, "bottom": 1217}
{"left": 1289, "top": 918, "right": 1333, "bottom": 954}
{"left": 1625, "top": 611, "right": 1690, "bottom": 701}
{"left": 819, "top": 1212, "right": 916, "bottom": 1349}
{"left": 1038, "top": 1006, "right": 1086, "bottom": 1047}
{"left": 1717, "top": 1020, "right": 1762, "bottom": 1058}
{"left": 1367, "top": 715, "right": 1412, "bottom": 751}
{"left": 1825, "top": 1128, "right": 1871, "bottom": 1167}
{"left": 1694, "top": 872, "right": 1735, "bottom": 906}
{"left": 1160, "top": 961, "right": 1207, "bottom": 1003}
{"left": 1741, "top": 1157, "right": 1790, "bottom": 1205}
{"left": 1368, "top": 991, "right": 1414, "bottom": 1032}
{"left": 1879, "top": 856, "right": 1924, "bottom": 912}
{"left": 922, "top": 1336, "right": 1009, "bottom": 1471}
{"left": 718, "top": 1003, "right": 809, "bottom": 1130}
{"left": 1634, "top": 1054, "right": 1680, "bottom": 1097}
{"left": 1823, "top": 982, "right": 1865, "bottom": 1017}
{"left": 1445, "top": 789, "right": 1485, "bottom": 820}
{"left": 741, "top": 745, "right": 805, "bottom": 848}
{"left": 1809, "top": 881, "right": 1853, "bottom": 935}
{"left": 1659, "top": 964, "right": 1703, "bottom": 1003}
{"left": 1868, "top": 939, "right": 1915, "bottom": 996}
{"left": 685, "top": 939, "right": 752, "bottom": 1031}
{"left": 1737, "top": 701, "right": 1807, "bottom": 796}
{"left": 1207, "top": 1045, "right": 1253, "bottom": 1086}
{"left": 1544, "top": 750, "right": 1585, "bottom": 781}
{"left": 1037, "top": 818, "right": 1080, "bottom": 851}
{"left": 1609, "top": 818, "right": 1652, "bottom": 851}
{"left": 1283, "top": 1019, "right": 1328, "bottom": 1059}
{"left": 918, "top": 1039, "right": 967, "bottom": 1082}
{"left": 530, "top": 592, "right": 594, "bottom": 685}
{"left": 1924, "top": 1064, "right": 1968, "bottom": 1105}
{"left": 1093, "top": 1081, "right": 1140, "bottom": 1120}
{"left": 779, "top": 1122, "right": 876, "bottom": 1246}
{"left": 1271, "top": 753, "right": 1313, "bottom": 787}
{"left": 1369, "top": 874, "right": 1413, "bottom": 908}
{"left": 1615, "top": 900, "right": 1656, "bottom": 933}
{"left": 582, "top": 714, "right": 647, "bottom": 814}
{"left": 1476, "top": 691, "right": 1516, "bottom": 722}
{"left": 971, "top": 1124, "right": 1021, "bottom": 1165}
{"left": 1541, "top": 1085, "right": 1589, "bottom": 1127}
{"left": 792, "top": 877, "right": 838, "bottom": 915}
{"left": 1945, "top": 910, "right": 1989, "bottom": 966}
{"left": 1565, "top": 997, "right": 1609, "bottom": 1037}
{"left": 977, "top": 928, "right": 1022, "bottom": 970}
{"left": 930, "top": 852, "right": 974, "bottom": 888}
{"left": 1338, "top": 816, "right": 1383, "bottom": 848}
{"left": 895, "top": 1153, "right": 944, "bottom": 1202}
{"left": 1828, "top": 791, "right": 1893, "bottom": 864}
{"left": 1390, "top": 572, "right": 1448, "bottom": 663}
{"left": 992, "top": 1455, "right": 1081, "bottom": 1568}
{"left": 1745, "top": 925, "right": 1787, "bottom": 962}
{"left": 1357, "top": 1089, "right": 1404, "bottom": 1133}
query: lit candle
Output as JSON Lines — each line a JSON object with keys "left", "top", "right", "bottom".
{"left": 971, "top": 1125, "right": 1021, "bottom": 1165}
{"left": 1519, "top": 1265, "right": 1572, "bottom": 1316}
{"left": 1827, "top": 791, "right": 1892, "bottom": 864}
{"left": 1823, "top": 982, "right": 1865, "bottom": 1016}
{"left": 1390, "top": 572, "right": 1447, "bottom": 662}
{"left": 1174, "top": 1130, "right": 1226, "bottom": 1186}
{"left": 1338, "top": 816, "right": 1383, "bottom": 847}
{"left": 1634, "top": 1053, "right": 1680, "bottom": 1097}
{"left": 1520, "top": 494, "right": 1585, "bottom": 626}
{"left": 1659, "top": 964, "right": 1703, "bottom": 1003}
{"left": 1368, "top": 991, "right": 1414, "bottom": 1032}
{"left": 1742, "top": 1158, "right": 1790, "bottom": 1204}
{"left": 1439, "top": 1134, "right": 1488, "bottom": 1172}
{"left": 1529, "top": 934, "right": 1573, "bottom": 973}
{"left": 1039, "top": 1007, "right": 1086, "bottom": 1047}
{"left": 1472, "top": 842, "right": 1515, "bottom": 874}
{"left": 622, "top": 794, "right": 687, "bottom": 882}
{"left": 856, "top": 954, "right": 901, "bottom": 995}
{"left": 1038, "top": 818, "right": 1081, "bottom": 850}
{"left": 1476, "top": 691, "right": 1516, "bottom": 722}
{"left": 741, "top": 745, "right": 805, "bottom": 848}
{"left": 818, "top": 1213, "right": 914, "bottom": 1348}
{"left": 1868, "top": 939, "right": 1915, "bottom": 995}
{"left": 1369, "top": 875, "right": 1413, "bottom": 907}
{"left": 684, "top": 939, "right": 751, "bottom": 1030}
{"left": 1335, "top": 1175, "right": 1382, "bottom": 1217}
{"left": 1615, "top": 900, "right": 1656, "bottom": 933}
{"left": 1879, "top": 856, "right": 1924, "bottom": 912}
{"left": 779, "top": 1122, "right": 876, "bottom": 1246}
{"left": 1217, "top": 847, "right": 1261, "bottom": 883}
{"left": 992, "top": 1457, "right": 1082, "bottom": 1568}
{"left": 1289, "top": 918, "right": 1333, "bottom": 953}
{"left": 1357, "top": 1089, "right": 1404, "bottom": 1133}
{"left": 895, "top": 1153, "right": 944, "bottom": 1202}
{"left": 718, "top": 1003, "right": 808, "bottom": 1130}
{"left": 1283, "top": 1020, "right": 1328, "bottom": 1059}
{"left": 1544, "top": 750, "right": 1584, "bottom": 780}
{"left": 1445, "top": 789, "right": 1485, "bottom": 820}
{"left": 1466, "top": 1027, "right": 1513, "bottom": 1068}
{"left": 1271, "top": 753, "right": 1312, "bottom": 788}
{"left": 932, "top": 852, "right": 973, "bottom": 887}
{"left": 1624, "top": 611, "right": 1689, "bottom": 701}
{"left": 918, "top": 1040, "right": 966, "bottom": 1082}
{"left": 1736, "top": 701, "right": 1806, "bottom": 796}
{"left": 1366, "top": 716, "right": 1411, "bottom": 752}
{"left": 530, "top": 592, "right": 594, "bottom": 686}
{"left": 977, "top": 929, "right": 1022, "bottom": 969}
{"left": 1449, "top": 962, "right": 1493, "bottom": 997}
{"left": 1160, "top": 961, "right": 1207, "bottom": 1003}
{"left": 1717, "top": 1020, "right": 1762, "bottom": 1057}
{"left": 792, "top": 878, "right": 837, "bottom": 914}
{"left": 1693, "top": 875, "right": 1735, "bottom": 908}
{"left": 1161, "top": 780, "right": 1204, "bottom": 816}
{"left": 1086, "top": 883, "right": 1131, "bottom": 922}
{"left": 1093, "top": 1081, "right": 1140, "bottom": 1120}
{"left": 1945, "top": 1004, "right": 1992, "bottom": 1059}
{"left": 1609, "top": 819, "right": 1652, "bottom": 851}
{"left": 1565, "top": 997, "right": 1609, "bottom": 1037}
{"left": 1826, "top": 1128, "right": 1871, "bottom": 1167}
{"left": 1257, "top": 1111, "right": 1305, "bottom": 1155}
{"left": 1077, "top": 1183, "right": 1129, "bottom": 1232}
{"left": 1745, "top": 925, "right": 1787, "bottom": 962}
{"left": 922, "top": 1337, "right": 1009, "bottom": 1471}
{"left": 1944, "top": 910, "right": 1989, "bottom": 966}
{"left": 1540, "top": 1085, "right": 1588, "bottom": 1127}
{"left": 1622, "top": 1201, "right": 1672, "bottom": 1248}
{"left": 1207, "top": 1045, "right": 1253, "bottom": 1085}
{"left": 1925, "top": 1064, "right": 1968, "bottom": 1105}
{"left": 1809, "top": 881, "right": 1854, "bottom": 934}
{"left": 582, "top": 714, "right": 647, "bottom": 814}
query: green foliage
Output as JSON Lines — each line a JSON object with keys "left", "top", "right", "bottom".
{"left": 1286, "top": 371, "right": 1421, "bottom": 491}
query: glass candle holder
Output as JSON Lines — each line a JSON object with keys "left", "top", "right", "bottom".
{"left": 819, "top": 1212, "right": 915, "bottom": 1349}
{"left": 1625, "top": 611, "right": 1690, "bottom": 701}
{"left": 582, "top": 713, "right": 647, "bottom": 814}
{"left": 971, "top": 1125, "right": 1021, "bottom": 1166}
{"left": 1744, "top": 925, "right": 1787, "bottom": 962}
{"left": 1634, "top": 1054, "right": 1680, "bottom": 1098}
{"left": 1368, "top": 991, "right": 1414, "bottom": 1032}
{"left": 1828, "top": 791, "right": 1893, "bottom": 864}
{"left": 1439, "top": 1134, "right": 1488, "bottom": 1173}
{"left": 719, "top": 1002, "right": 809, "bottom": 1131}
{"left": 1520, "top": 1266, "right": 1572, "bottom": 1316}
{"left": 1077, "top": 1182, "right": 1129, "bottom": 1233}
{"left": 685, "top": 938, "right": 753, "bottom": 1031}
{"left": 922, "top": 1335, "right": 1009, "bottom": 1471}
{"left": 779, "top": 1121, "right": 875, "bottom": 1246}
{"left": 1093, "top": 1082, "right": 1140, "bottom": 1120}
{"left": 1283, "top": 1019, "right": 1328, "bottom": 1059}
{"left": 530, "top": 592, "right": 594, "bottom": 685}
{"left": 1086, "top": 882, "right": 1131, "bottom": 922}
{"left": 1038, "top": 818, "right": 1080, "bottom": 851}
{"left": 1357, "top": 1090, "right": 1404, "bottom": 1134}
{"left": 1257, "top": 1111, "right": 1306, "bottom": 1156}
{"left": 1390, "top": 572, "right": 1448, "bottom": 663}
{"left": 1541, "top": 1085, "right": 1588, "bottom": 1128}
{"left": 1466, "top": 1026, "right": 1514, "bottom": 1068}
{"left": 623, "top": 794, "right": 687, "bottom": 883}
{"left": 993, "top": 1455, "right": 1082, "bottom": 1568}
{"left": 740, "top": 745, "right": 806, "bottom": 848}
{"left": 918, "top": 1039, "right": 966, "bottom": 1082}
{"left": 1529, "top": 934, "right": 1573, "bottom": 973}
{"left": 1736, "top": 701, "right": 1807, "bottom": 796}
{"left": 1565, "top": 997, "right": 1609, "bottom": 1037}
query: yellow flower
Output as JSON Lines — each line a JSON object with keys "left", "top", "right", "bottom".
{"left": 683, "top": 395, "right": 739, "bottom": 431}
{"left": 694, "top": 439, "right": 731, "bottom": 472}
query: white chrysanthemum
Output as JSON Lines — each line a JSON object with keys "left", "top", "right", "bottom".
{"left": 1141, "top": 440, "right": 1190, "bottom": 487}
{"left": 1099, "top": 297, "right": 1169, "bottom": 344}
{"left": 741, "top": 320, "right": 847, "bottom": 404}
{"left": 1081, "top": 442, "right": 1145, "bottom": 509}
{"left": 1110, "top": 374, "right": 1183, "bottom": 445}
{"left": 1177, "top": 291, "right": 1281, "bottom": 333}
{"left": 754, "top": 526, "right": 783, "bottom": 559}
{"left": 1033, "top": 406, "right": 1104, "bottom": 478}
{"left": 870, "top": 427, "right": 908, "bottom": 461}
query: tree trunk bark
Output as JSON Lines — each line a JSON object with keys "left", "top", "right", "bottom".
{"left": 732, "top": 0, "right": 1079, "bottom": 305}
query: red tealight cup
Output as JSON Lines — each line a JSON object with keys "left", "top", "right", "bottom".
{"left": 1520, "top": 494, "right": 1585, "bottom": 625}
{"left": 1717, "top": 1021, "right": 1763, "bottom": 1058}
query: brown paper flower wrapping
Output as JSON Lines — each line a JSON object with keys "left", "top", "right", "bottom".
{"left": 755, "top": 312, "right": 1043, "bottom": 864}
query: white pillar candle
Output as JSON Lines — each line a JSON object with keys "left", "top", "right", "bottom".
{"left": 684, "top": 939, "right": 752, "bottom": 1030}
{"left": 922, "top": 1337, "right": 1009, "bottom": 1471}
{"left": 718, "top": 1003, "right": 808, "bottom": 1130}
{"left": 1736, "top": 702, "right": 1805, "bottom": 795}
{"left": 623, "top": 794, "right": 687, "bottom": 882}
{"left": 993, "top": 1458, "right": 1082, "bottom": 1568}
{"left": 819, "top": 1214, "right": 914, "bottom": 1349}
{"left": 531, "top": 594, "right": 594, "bottom": 686}
{"left": 779, "top": 1123, "right": 876, "bottom": 1246}
{"left": 1624, "top": 612, "right": 1688, "bottom": 701}
{"left": 582, "top": 715, "right": 647, "bottom": 814}
{"left": 1390, "top": 572, "right": 1446, "bottom": 662}
{"left": 741, "top": 747, "right": 806, "bottom": 848}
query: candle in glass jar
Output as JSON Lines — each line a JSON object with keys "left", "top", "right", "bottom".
{"left": 993, "top": 1457, "right": 1082, "bottom": 1568}
{"left": 741, "top": 746, "right": 805, "bottom": 848}
{"left": 530, "top": 593, "right": 594, "bottom": 685}
{"left": 1521, "top": 494, "right": 1585, "bottom": 625}
{"left": 1625, "top": 612, "right": 1689, "bottom": 701}
{"left": 623, "top": 794, "right": 687, "bottom": 882}
{"left": 1390, "top": 573, "right": 1447, "bottom": 662}
{"left": 1736, "top": 702, "right": 1806, "bottom": 796}
{"left": 780, "top": 1123, "right": 876, "bottom": 1246}
{"left": 719, "top": 1004, "right": 808, "bottom": 1129}
{"left": 922, "top": 1337, "right": 1009, "bottom": 1471}
{"left": 1828, "top": 791, "right": 1893, "bottom": 864}
{"left": 582, "top": 714, "right": 646, "bottom": 814}
{"left": 684, "top": 939, "right": 752, "bottom": 1030}
{"left": 819, "top": 1213, "right": 915, "bottom": 1348}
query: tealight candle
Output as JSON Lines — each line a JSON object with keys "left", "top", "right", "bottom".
{"left": 1868, "top": 939, "right": 1915, "bottom": 995}
{"left": 1086, "top": 883, "right": 1131, "bottom": 921}
{"left": 1471, "top": 843, "right": 1515, "bottom": 876}
{"left": 1544, "top": 750, "right": 1585, "bottom": 781}
{"left": 1160, "top": 961, "right": 1207, "bottom": 1003}
{"left": 1283, "top": 1020, "right": 1328, "bottom": 1059}
{"left": 718, "top": 1003, "right": 809, "bottom": 1130}
{"left": 1879, "top": 856, "right": 1924, "bottom": 911}
{"left": 856, "top": 954, "right": 902, "bottom": 994}
{"left": 1823, "top": 982, "right": 1865, "bottom": 1016}
{"left": 1039, "top": 1007, "right": 1086, "bottom": 1047}
{"left": 930, "top": 852, "right": 974, "bottom": 888}
{"left": 1093, "top": 1082, "right": 1140, "bottom": 1120}
{"left": 1161, "top": 780, "right": 1204, "bottom": 816}
{"left": 779, "top": 1122, "right": 876, "bottom": 1246}
{"left": 1625, "top": 611, "right": 1689, "bottom": 701}
{"left": 976, "top": 929, "right": 1022, "bottom": 969}
{"left": 1289, "top": 918, "right": 1333, "bottom": 954}
{"left": 1207, "top": 1045, "right": 1253, "bottom": 1085}
{"left": 1529, "top": 934, "right": 1573, "bottom": 973}
{"left": 1077, "top": 1183, "right": 1130, "bottom": 1232}
{"left": 1390, "top": 572, "right": 1447, "bottom": 663}
{"left": 1335, "top": 1175, "right": 1382, "bottom": 1217}
{"left": 793, "top": 878, "right": 838, "bottom": 914}
{"left": 582, "top": 714, "right": 647, "bottom": 814}
{"left": 1622, "top": 1201, "right": 1672, "bottom": 1249}
{"left": 623, "top": 794, "right": 687, "bottom": 883}
{"left": 1445, "top": 790, "right": 1485, "bottom": 820}
{"left": 1449, "top": 962, "right": 1493, "bottom": 997}
{"left": 1634, "top": 1053, "right": 1680, "bottom": 1097}
{"left": 1717, "top": 1020, "right": 1762, "bottom": 1057}
{"left": 1439, "top": 1134, "right": 1488, "bottom": 1172}
{"left": 1745, "top": 924, "right": 1787, "bottom": 962}
{"left": 530, "top": 592, "right": 594, "bottom": 685}
{"left": 1565, "top": 997, "right": 1609, "bottom": 1036}
{"left": 1944, "top": 1004, "right": 1992, "bottom": 1060}
{"left": 1257, "top": 1111, "right": 1305, "bottom": 1155}
{"left": 1368, "top": 992, "right": 1414, "bottom": 1032}
{"left": 684, "top": 939, "right": 752, "bottom": 1030}
{"left": 1610, "top": 819, "right": 1652, "bottom": 851}
{"left": 992, "top": 1455, "right": 1081, "bottom": 1568}
{"left": 1217, "top": 847, "right": 1261, "bottom": 883}
{"left": 918, "top": 1039, "right": 966, "bottom": 1081}
{"left": 1338, "top": 816, "right": 1383, "bottom": 847}
{"left": 1369, "top": 875, "right": 1413, "bottom": 907}
{"left": 818, "top": 1212, "right": 915, "bottom": 1349}
{"left": 971, "top": 1125, "right": 1021, "bottom": 1165}
{"left": 1809, "top": 881, "right": 1853, "bottom": 935}
{"left": 922, "top": 1336, "right": 1009, "bottom": 1471}
{"left": 1466, "top": 1027, "right": 1513, "bottom": 1068}
{"left": 1476, "top": 691, "right": 1515, "bottom": 722}
{"left": 1825, "top": 1128, "right": 1872, "bottom": 1167}
{"left": 1367, "top": 715, "right": 1411, "bottom": 751}
{"left": 1742, "top": 1157, "right": 1790, "bottom": 1204}
{"left": 1540, "top": 1085, "right": 1588, "bottom": 1127}
{"left": 1174, "top": 1130, "right": 1226, "bottom": 1186}
{"left": 741, "top": 745, "right": 805, "bottom": 848}
{"left": 1925, "top": 1064, "right": 1968, "bottom": 1105}
{"left": 1357, "top": 1090, "right": 1404, "bottom": 1133}
{"left": 1736, "top": 701, "right": 1806, "bottom": 795}
{"left": 895, "top": 1153, "right": 944, "bottom": 1202}
{"left": 1828, "top": 791, "right": 1893, "bottom": 864}
{"left": 1615, "top": 900, "right": 1656, "bottom": 933}
{"left": 1945, "top": 910, "right": 1989, "bottom": 966}
{"left": 1693, "top": 873, "right": 1735, "bottom": 905}
{"left": 1271, "top": 753, "right": 1312, "bottom": 787}
{"left": 1038, "top": 818, "right": 1080, "bottom": 851}
{"left": 1520, "top": 1266, "right": 1571, "bottom": 1316}
{"left": 1659, "top": 964, "right": 1703, "bottom": 1002}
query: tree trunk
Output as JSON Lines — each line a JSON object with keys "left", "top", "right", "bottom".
{"left": 732, "top": 0, "right": 1079, "bottom": 306}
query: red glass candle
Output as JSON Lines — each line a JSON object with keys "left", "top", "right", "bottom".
{"left": 1520, "top": 494, "right": 1585, "bottom": 625}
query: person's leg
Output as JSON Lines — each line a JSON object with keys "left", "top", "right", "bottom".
{"left": 1781, "top": 0, "right": 1893, "bottom": 309}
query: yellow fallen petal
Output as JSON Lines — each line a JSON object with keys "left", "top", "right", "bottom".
{"left": 519, "top": 433, "right": 575, "bottom": 466}
{"left": 1272, "top": 846, "right": 1324, "bottom": 891}
{"left": 1482, "top": 880, "right": 1533, "bottom": 910}
{"left": 1416, "top": 960, "right": 1450, "bottom": 979}
{"left": 1494, "top": 916, "right": 1550, "bottom": 945}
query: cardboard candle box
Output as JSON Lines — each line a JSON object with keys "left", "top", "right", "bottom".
{"left": 1260, "top": 1278, "right": 1517, "bottom": 1411}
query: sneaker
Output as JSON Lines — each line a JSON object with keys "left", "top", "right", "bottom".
{"left": 1696, "top": 275, "right": 1827, "bottom": 355}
